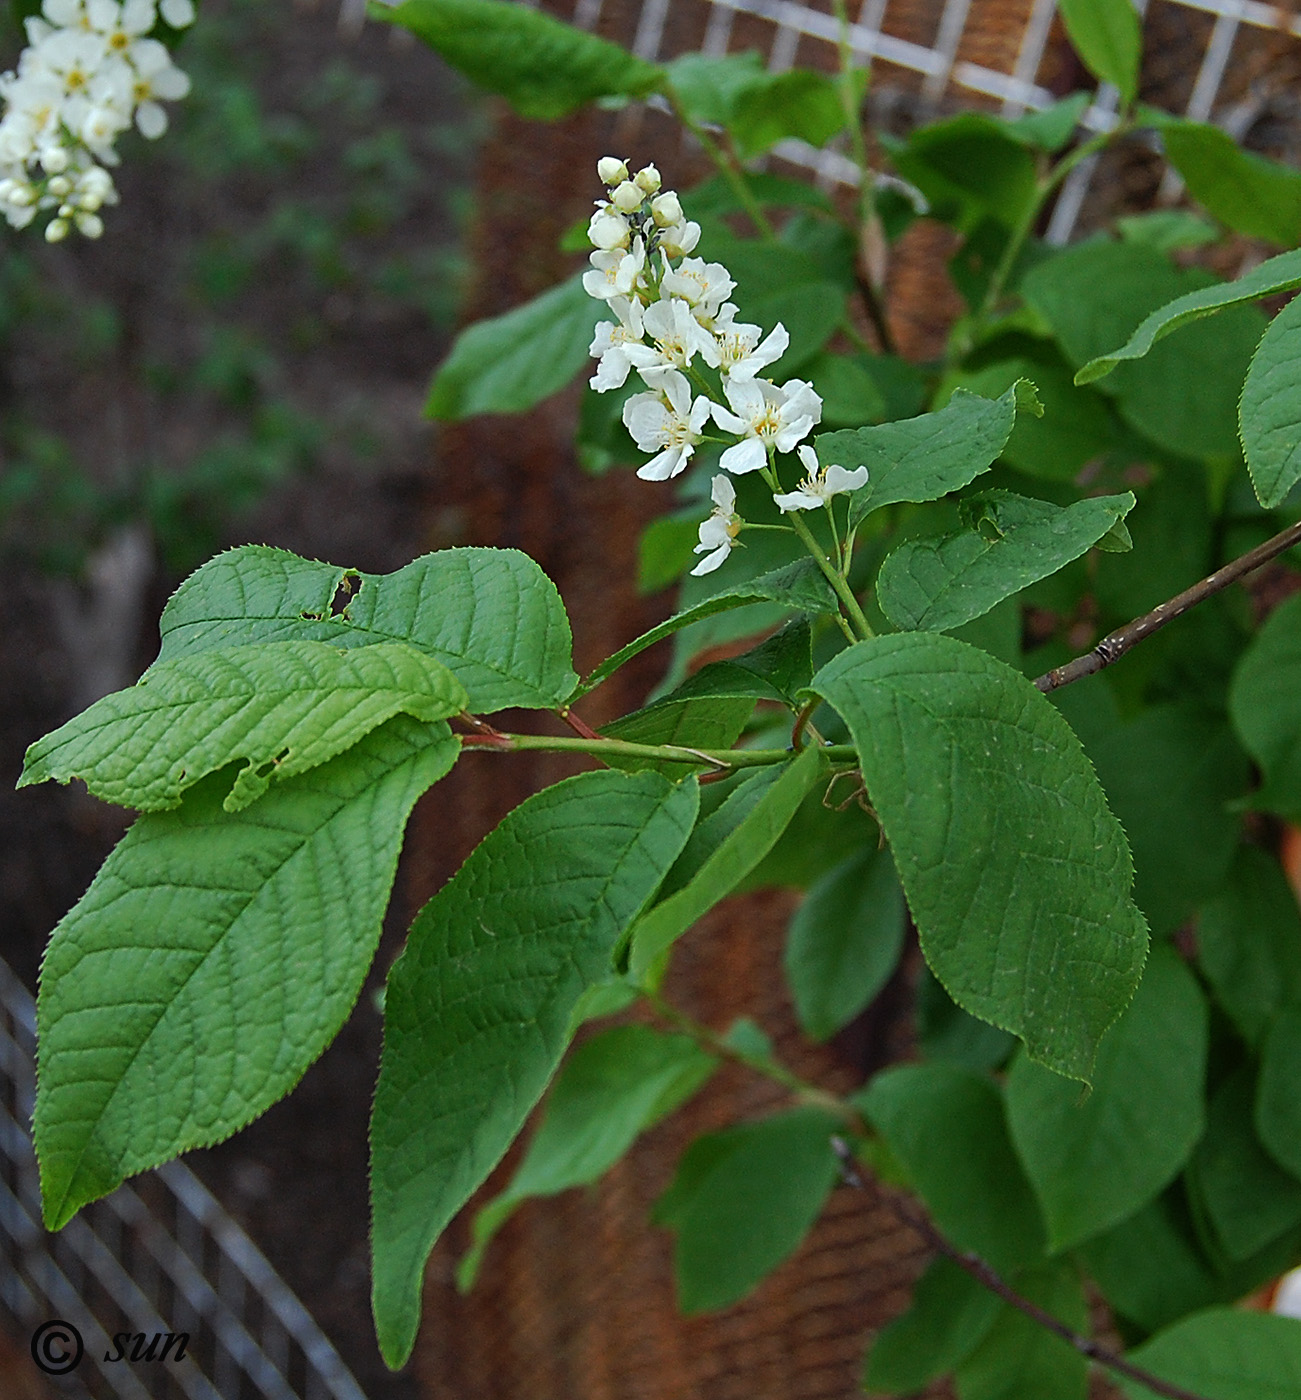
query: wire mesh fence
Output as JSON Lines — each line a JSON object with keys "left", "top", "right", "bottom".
{"left": 0, "top": 956, "right": 368, "bottom": 1400}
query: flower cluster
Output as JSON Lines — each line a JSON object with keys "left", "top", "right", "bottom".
{"left": 0, "top": 0, "right": 195, "bottom": 240}
{"left": 584, "top": 158, "right": 866, "bottom": 575}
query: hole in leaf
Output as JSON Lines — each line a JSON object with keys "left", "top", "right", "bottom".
{"left": 300, "top": 611, "right": 323, "bottom": 621}
{"left": 330, "top": 573, "right": 361, "bottom": 617}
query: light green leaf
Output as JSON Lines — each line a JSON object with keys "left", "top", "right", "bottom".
{"left": 1119, "top": 1309, "right": 1301, "bottom": 1400}
{"left": 627, "top": 745, "right": 825, "bottom": 980}
{"left": 1241, "top": 290, "right": 1301, "bottom": 508}
{"left": 855, "top": 1062, "right": 1046, "bottom": 1272}
{"left": 664, "top": 51, "right": 765, "bottom": 126}
{"left": 812, "top": 635, "right": 1148, "bottom": 1080}
{"left": 729, "top": 69, "right": 845, "bottom": 159}
{"left": 458, "top": 1024, "right": 715, "bottom": 1289}
{"left": 1161, "top": 118, "right": 1301, "bottom": 248}
{"left": 955, "top": 1262, "right": 1088, "bottom": 1400}
{"left": 1056, "top": 0, "right": 1141, "bottom": 103}
{"left": 35, "top": 716, "right": 458, "bottom": 1231}
{"left": 20, "top": 640, "right": 466, "bottom": 813}
{"left": 1075, "top": 246, "right": 1301, "bottom": 384}
{"left": 1116, "top": 210, "right": 1220, "bottom": 253}
{"left": 1006, "top": 93, "right": 1091, "bottom": 152}
{"left": 1197, "top": 847, "right": 1301, "bottom": 1049}
{"left": 578, "top": 559, "right": 836, "bottom": 696}
{"left": 1005, "top": 946, "right": 1207, "bottom": 1252}
{"left": 816, "top": 380, "right": 1039, "bottom": 530}
{"left": 784, "top": 845, "right": 906, "bottom": 1042}
{"left": 652, "top": 1107, "right": 841, "bottom": 1312}
{"left": 377, "top": 0, "right": 663, "bottom": 119}
{"left": 155, "top": 544, "right": 577, "bottom": 713}
{"left": 1257, "top": 1006, "right": 1301, "bottom": 1183}
{"left": 370, "top": 769, "right": 699, "bottom": 1368}
{"left": 876, "top": 490, "right": 1135, "bottom": 633}
{"left": 864, "top": 1256, "right": 1001, "bottom": 1395}
{"left": 1230, "top": 593, "right": 1301, "bottom": 821}
{"left": 425, "top": 275, "right": 605, "bottom": 420}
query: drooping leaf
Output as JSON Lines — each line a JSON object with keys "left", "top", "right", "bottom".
{"left": 1119, "top": 1309, "right": 1301, "bottom": 1400}
{"left": 1074, "top": 245, "right": 1301, "bottom": 384}
{"left": 377, "top": 0, "right": 663, "bottom": 118}
{"left": 425, "top": 275, "right": 606, "bottom": 420}
{"left": 578, "top": 559, "right": 835, "bottom": 696}
{"left": 1230, "top": 593, "right": 1301, "bottom": 821}
{"left": 155, "top": 544, "right": 578, "bottom": 713}
{"left": 855, "top": 1062, "right": 1046, "bottom": 1272}
{"left": 1257, "top": 1006, "right": 1301, "bottom": 1184}
{"left": 652, "top": 1107, "right": 841, "bottom": 1312}
{"left": 20, "top": 640, "right": 466, "bottom": 813}
{"left": 812, "top": 635, "right": 1148, "bottom": 1080}
{"left": 876, "top": 490, "right": 1135, "bottom": 633}
{"left": 1005, "top": 946, "right": 1207, "bottom": 1252}
{"left": 1056, "top": 0, "right": 1141, "bottom": 103}
{"left": 458, "top": 1024, "right": 716, "bottom": 1289}
{"left": 814, "top": 380, "right": 1039, "bottom": 530}
{"left": 370, "top": 769, "right": 699, "bottom": 1368}
{"left": 627, "top": 745, "right": 825, "bottom": 980}
{"left": 863, "top": 1256, "right": 1001, "bottom": 1395}
{"left": 35, "top": 716, "right": 458, "bottom": 1231}
{"left": 784, "top": 844, "right": 906, "bottom": 1042}
{"left": 1241, "top": 290, "right": 1301, "bottom": 508}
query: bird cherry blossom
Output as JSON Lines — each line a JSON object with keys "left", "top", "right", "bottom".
{"left": 691, "top": 475, "right": 743, "bottom": 576}
{"left": 711, "top": 377, "right": 824, "bottom": 476}
{"left": 622, "top": 369, "right": 712, "bottom": 481}
{"left": 773, "top": 446, "right": 869, "bottom": 511}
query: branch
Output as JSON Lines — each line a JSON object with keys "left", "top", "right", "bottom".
{"left": 1035, "top": 516, "right": 1301, "bottom": 695}
{"left": 459, "top": 730, "right": 859, "bottom": 770}
{"left": 830, "top": 1140, "right": 1213, "bottom": 1400}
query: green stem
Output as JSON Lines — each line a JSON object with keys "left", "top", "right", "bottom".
{"left": 461, "top": 731, "right": 859, "bottom": 770}
{"left": 788, "top": 507, "right": 874, "bottom": 641}
{"left": 670, "top": 99, "right": 776, "bottom": 242}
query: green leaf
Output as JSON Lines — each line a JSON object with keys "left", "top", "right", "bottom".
{"left": 660, "top": 767, "right": 784, "bottom": 898}
{"left": 917, "top": 966, "right": 1016, "bottom": 1072}
{"left": 812, "top": 635, "right": 1148, "bottom": 1080}
{"left": 578, "top": 559, "right": 836, "bottom": 696}
{"left": 784, "top": 845, "right": 906, "bottom": 1042}
{"left": 1230, "top": 593, "right": 1301, "bottom": 821}
{"left": 1005, "top": 93, "right": 1091, "bottom": 152}
{"left": 1119, "top": 1308, "right": 1301, "bottom": 1400}
{"left": 627, "top": 745, "right": 825, "bottom": 980}
{"left": 686, "top": 171, "right": 836, "bottom": 221}
{"left": 155, "top": 544, "right": 578, "bottom": 713}
{"left": 863, "top": 1256, "right": 1001, "bottom": 1395}
{"left": 1160, "top": 118, "right": 1301, "bottom": 248}
{"left": 1197, "top": 847, "right": 1301, "bottom": 1049}
{"left": 817, "top": 381, "right": 1038, "bottom": 531}
{"left": 876, "top": 490, "right": 1135, "bottom": 633}
{"left": 600, "top": 695, "right": 756, "bottom": 777}
{"left": 1116, "top": 209, "right": 1220, "bottom": 253}
{"left": 656, "top": 619, "right": 813, "bottom": 709}
{"left": 806, "top": 352, "right": 888, "bottom": 428}
{"left": 1005, "top": 946, "right": 1207, "bottom": 1252}
{"left": 729, "top": 69, "right": 845, "bottom": 159}
{"left": 652, "top": 1107, "right": 841, "bottom": 1312}
{"left": 1257, "top": 1006, "right": 1301, "bottom": 1183}
{"left": 35, "top": 716, "right": 458, "bottom": 1231}
{"left": 1056, "top": 0, "right": 1141, "bottom": 103}
{"left": 20, "top": 640, "right": 466, "bottom": 813}
{"left": 855, "top": 1062, "right": 1046, "bottom": 1272}
{"left": 425, "top": 275, "right": 605, "bottom": 420}
{"left": 954, "top": 1262, "right": 1088, "bottom": 1400}
{"left": 1241, "top": 290, "right": 1301, "bottom": 508}
{"left": 1193, "top": 1065, "right": 1301, "bottom": 1262}
{"left": 1074, "top": 245, "right": 1301, "bottom": 384}
{"left": 458, "top": 1024, "right": 715, "bottom": 1289}
{"left": 664, "top": 51, "right": 766, "bottom": 126}
{"left": 369, "top": 769, "right": 699, "bottom": 1368}
{"left": 376, "top": 0, "right": 663, "bottom": 118}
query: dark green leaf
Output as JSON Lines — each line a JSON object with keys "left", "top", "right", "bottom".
{"left": 652, "top": 620, "right": 813, "bottom": 709}
{"left": 1116, "top": 210, "right": 1220, "bottom": 253}
{"left": 1006, "top": 93, "right": 1091, "bottom": 152}
{"left": 1119, "top": 1309, "right": 1301, "bottom": 1400}
{"left": 888, "top": 114, "right": 1038, "bottom": 232}
{"left": 784, "top": 845, "right": 906, "bottom": 1041}
{"left": 806, "top": 352, "right": 888, "bottom": 428}
{"left": 369, "top": 770, "right": 699, "bottom": 1367}
{"left": 729, "top": 69, "right": 845, "bottom": 159}
{"left": 652, "top": 1108, "right": 841, "bottom": 1312}
{"left": 1241, "top": 290, "right": 1301, "bottom": 508}
{"left": 600, "top": 695, "right": 756, "bottom": 777}
{"left": 1230, "top": 593, "right": 1301, "bottom": 821}
{"left": 425, "top": 275, "right": 605, "bottom": 420}
{"left": 813, "top": 635, "right": 1148, "bottom": 1080}
{"left": 1056, "top": 0, "right": 1141, "bottom": 103}
{"left": 377, "top": 0, "right": 663, "bottom": 118}
{"left": 1257, "top": 1006, "right": 1301, "bottom": 1183}
{"left": 664, "top": 51, "right": 765, "bottom": 126}
{"left": 917, "top": 967, "right": 1016, "bottom": 1072}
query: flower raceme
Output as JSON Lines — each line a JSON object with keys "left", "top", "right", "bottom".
{"left": 582, "top": 158, "right": 866, "bottom": 576}
{"left": 0, "top": 0, "right": 195, "bottom": 240}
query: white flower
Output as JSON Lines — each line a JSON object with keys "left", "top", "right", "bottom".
{"left": 610, "top": 179, "right": 642, "bottom": 213}
{"left": 624, "top": 296, "right": 719, "bottom": 377}
{"left": 712, "top": 378, "right": 823, "bottom": 475}
{"left": 691, "top": 475, "right": 742, "bottom": 575}
{"left": 588, "top": 297, "right": 645, "bottom": 392}
{"left": 715, "top": 317, "right": 788, "bottom": 380}
{"left": 660, "top": 257, "right": 733, "bottom": 324}
{"left": 40, "top": 0, "right": 86, "bottom": 29}
{"left": 159, "top": 0, "right": 195, "bottom": 26}
{"left": 597, "top": 155, "right": 628, "bottom": 186}
{"left": 582, "top": 239, "right": 645, "bottom": 303}
{"left": 588, "top": 206, "right": 631, "bottom": 251}
{"left": 86, "top": 0, "right": 156, "bottom": 57}
{"left": 122, "top": 37, "right": 189, "bottom": 137}
{"left": 658, "top": 218, "right": 700, "bottom": 260}
{"left": 633, "top": 163, "right": 660, "bottom": 194}
{"left": 650, "top": 191, "right": 681, "bottom": 227}
{"left": 773, "top": 446, "right": 869, "bottom": 511}
{"left": 622, "top": 368, "right": 712, "bottom": 481}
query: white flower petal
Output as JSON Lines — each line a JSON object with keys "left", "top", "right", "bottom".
{"left": 719, "top": 437, "right": 767, "bottom": 475}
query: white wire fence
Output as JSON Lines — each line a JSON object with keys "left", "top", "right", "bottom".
{"left": 0, "top": 956, "right": 369, "bottom": 1400}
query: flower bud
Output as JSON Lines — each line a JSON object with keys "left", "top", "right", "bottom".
{"left": 75, "top": 210, "right": 104, "bottom": 238}
{"left": 47, "top": 175, "right": 72, "bottom": 198}
{"left": 588, "top": 208, "right": 631, "bottom": 251}
{"left": 39, "top": 144, "right": 68, "bottom": 174}
{"left": 597, "top": 155, "right": 628, "bottom": 186}
{"left": 633, "top": 164, "right": 661, "bottom": 194}
{"left": 659, "top": 219, "right": 701, "bottom": 259}
{"left": 650, "top": 191, "right": 682, "bottom": 227}
{"left": 44, "top": 216, "right": 69, "bottom": 242}
{"left": 610, "top": 180, "right": 643, "bottom": 213}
